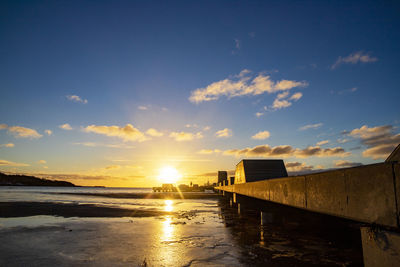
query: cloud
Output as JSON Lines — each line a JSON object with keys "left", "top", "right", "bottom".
{"left": 285, "top": 162, "right": 315, "bottom": 172}
{"left": 215, "top": 128, "right": 232, "bottom": 138}
{"left": 38, "top": 160, "right": 46, "bottom": 164}
{"left": 203, "top": 126, "right": 211, "bottom": 131}
{"left": 138, "top": 105, "right": 149, "bottom": 110}
{"left": 146, "top": 128, "right": 163, "bottom": 137}
{"left": 105, "top": 165, "right": 121, "bottom": 170}
{"left": 66, "top": 95, "right": 88, "bottom": 104}
{"left": 222, "top": 144, "right": 349, "bottom": 158}
{"left": 255, "top": 112, "right": 264, "bottom": 117}
{"left": 0, "top": 143, "right": 14, "bottom": 148}
{"left": 189, "top": 70, "right": 308, "bottom": 103}
{"left": 169, "top": 131, "right": 203, "bottom": 141}
{"left": 234, "top": 39, "right": 240, "bottom": 49}
{"left": 251, "top": 130, "right": 270, "bottom": 140}
{"left": 198, "top": 149, "right": 221, "bottom": 155}
{"left": 299, "top": 123, "right": 323, "bottom": 131}
{"left": 290, "top": 92, "right": 303, "bottom": 101}
{"left": 59, "top": 123, "right": 72, "bottom": 130}
{"left": 331, "top": 51, "right": 378, "bottom": 69}
{"left": 294, "top": 146, "right": 350, "bottom": 158}
{"left": 0, "top": 159, "right": 29, "bottom": 167}
{"left": 44, "top": 129, "right": 53, "bottom": 135}
{"left": 271, "top": 91, "right": 302, "bottom": 110}
{"left": 316, "top": 140, "right": 329, "bottom": 146}
{"left": 277, "top": 91, "right": 289, "bottom": 99}
{"left": 334, "top": 160, "right": 363, "bottom": 168}
{"left": 73, "top": 142, "right": 135, "bottom": 149}
{"left": 0, "top": 124, "right": 8, "bottom": 130}
{"left": 84, "top": 124, "right": 148, "bottom": 142}
{"left": 347, "top": 125, "right": 400, "bottom": 159}
{"left": 337, "top": 138, "right": 349, "bottom": 144}
{"left": 8, "top": 126, "right": 42, "bottom": 139}
{"left": 272, "top": 99, "right": 291, "bottom": 109}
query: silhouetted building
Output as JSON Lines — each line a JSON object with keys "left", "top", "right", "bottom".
{"left": 234, "top": 159, "right": 288, "bottom": 184}
{"left": 386, "top": 144, "right": 400, "bottom": 162}
{"left": 218, "top": 171, "right": 228, "bottom": 185}
{"left": 229, "top": 176, "right": 235, "bottom": 185}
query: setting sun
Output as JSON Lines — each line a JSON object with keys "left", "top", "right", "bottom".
{"left": 157, "top": 166, "right": 182, "bottom": 184}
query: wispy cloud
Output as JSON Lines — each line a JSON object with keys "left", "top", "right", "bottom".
{"left": 38, "top": 160, "right": 46, "bottom": 164}
{"left": 0, "top": 124, "right": 8, "bottom": 130}
{"left": 138, "top": 105, "right": 149, "bottom": 110}
{"left": 299, "top": 123, "right": 323, "bottom": 131}
{"left": 331, "top": 51, "right": 378, "bottom": 69}
{"left": 7, "top": 126, "right": 42, "bottom": 139}
{"left": 316, "top": 140, "right": 329, "bottom": 146}
{"left": 285, "top": 161, "right": 315, "bottom": 172}
{"left": 73, "top": 142, "right": 135, "bottom": 149}
{"left": 84, "top": 124, "right": 148, "bottom": 142}
{"left": 251, "top": 130, "right": 270, "bottom": 140}
{"left": 66, "top": 95, "right": 88, "bottom": 104}
{"left": 59, "top": 123, "right": 73, "bottom": 130}
{"left": 347, "top": 124, "right": 400, "bottom": 159}
{"left": 0, "top": 159, "right": 29, "bottom": 167}
{"left": 169, "top": 131, "right": 203, "bottom": 141}
{"left": 146, "top": 128, "right": 163, "bottom": 137}
{"left": 334, "top": 160, "right": 362, "bottom": 168}
{"left": 215, "top": 128, "right": 232, "bottom": 138}
{"left": 232, "top": 39, "right": 241, "bottom": 54}
{"left": 197, "top": 149, "right": 221, "bottom": 155}
{"left": 105, "top": 165, "right": 121, "bottom": 170}
{"left": 189, "top": 70, "right": 308, "bottom": 103}
{"left": 255, "top": 112, "right": 264, "bottom": 118}
{"left": 44, "top": 129, "right": 53, "bottom": 135}
{"left": 0, "top": 143, "right": 14, "bottom": 148}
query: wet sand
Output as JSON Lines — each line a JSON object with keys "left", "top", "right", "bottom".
{"left": 0, "top": 191, "right": 364, "bottom": 266}
{"left": 0, "top": 202, "right": 175, "bottom": 218}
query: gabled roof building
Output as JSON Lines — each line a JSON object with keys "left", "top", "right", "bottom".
{"left": 234, "top": 159, "right": 288, "bottom": 184}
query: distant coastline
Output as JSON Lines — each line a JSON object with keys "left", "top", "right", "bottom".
{"left": 0, "top": 172, "right": 75, "bottom": 187}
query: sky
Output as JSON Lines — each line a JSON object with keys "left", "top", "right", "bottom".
{"left": 1, "top": 0, "right": 400, "bottom": 187}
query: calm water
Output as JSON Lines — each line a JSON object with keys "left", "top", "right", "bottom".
{"left": 0, "top": 186, "right": 363, "bottom": 266}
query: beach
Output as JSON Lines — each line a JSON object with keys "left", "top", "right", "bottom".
{"left": 0, "top": 186, "right": 363, "bottom": 266}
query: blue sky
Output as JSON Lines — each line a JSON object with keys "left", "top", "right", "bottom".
{"left": 1, "top": 0, "right": 399, "bottom": 186}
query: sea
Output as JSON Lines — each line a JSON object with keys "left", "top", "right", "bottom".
{"left": 0, "top": 186, "right": 363, "bottom": 266}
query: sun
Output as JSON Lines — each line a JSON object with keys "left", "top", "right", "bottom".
{"left": 157, "top": 166, "right": 182, "bottom": 184}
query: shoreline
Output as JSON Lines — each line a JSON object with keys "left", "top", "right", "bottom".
{"left": 47, "top": 191, "right": 222, "bottom": 199}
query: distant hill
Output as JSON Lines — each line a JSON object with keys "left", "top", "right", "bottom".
{"left": 0, "top": 172, "right": 75, "bottom": 187}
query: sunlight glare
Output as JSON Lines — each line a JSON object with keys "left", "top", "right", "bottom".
{"left": 164, "top": 200, "right": 173, "bottom": 212}
{"left": 157, "top": 166, "right": 182, "bottom": 184}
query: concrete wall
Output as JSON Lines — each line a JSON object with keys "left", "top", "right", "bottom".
{"left": 361, "top": 227, "right": 400, "bottom": 267}
{"left": 216, "top": 162, "right": 400, "bottom": 228}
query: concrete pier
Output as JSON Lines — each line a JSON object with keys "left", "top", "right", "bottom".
{"left": 216, "top": 162, "right": 400, "bottom": 228}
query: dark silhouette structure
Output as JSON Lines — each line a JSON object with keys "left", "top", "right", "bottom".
{"left": 234, "top": 159, "right": 288, "bottom": 184}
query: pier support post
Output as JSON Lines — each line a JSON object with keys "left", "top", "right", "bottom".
{"left": 233, "top": 193, "right": 237, "bottom": 203}
{"left": 222, "top": 190, "right": 225, "bottom": 196}
{"left": 237, "top": 203, "right": 241, "bottom": 214}
{"left": 230, "top": 198, "right": 233, "bottom": 207}
{"left": 361, "top": 227, "right": 400, "bottom": 267}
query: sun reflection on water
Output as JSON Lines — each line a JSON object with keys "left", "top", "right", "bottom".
{"left": 162, "top": 216, "right": 174, "bottom": 242}
{"left": 164, "top": 199, "right": 173, "bottom": 212}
